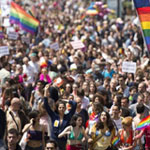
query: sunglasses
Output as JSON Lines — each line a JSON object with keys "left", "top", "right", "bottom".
{"left": 46, "top": 147, "right": 54, "bottom": 150}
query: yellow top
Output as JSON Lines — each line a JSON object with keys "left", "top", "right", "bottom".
{"left": 91, "top": 123, "right": 115, "bottom": 150}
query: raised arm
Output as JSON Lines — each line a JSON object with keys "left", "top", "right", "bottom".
{"left": 58, "top": 126, "right": 71, "bottom": 138}
{"left": 43, "top": 84, "right": 57, "bottom": 121}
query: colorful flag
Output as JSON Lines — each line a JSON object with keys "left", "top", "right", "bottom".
{"left": 112, "top": 136, "right": 120, "bottom": 146}
{"left": 136, "top": 115, "right": 150, "bottom": 130}
{"left": 133, "top": 0, "right": 150, "bottom": 51}
{"left": 86, "top": 2, "right": 99, "bottom": 16}
{"left": 53, "top": 77, "right": 64, "bottom": 87}
{"left": 10, "top": 2, "right": 39, "bottom": 34}
{"left": 0, "top": 27, "right": 4, "bottom": 39}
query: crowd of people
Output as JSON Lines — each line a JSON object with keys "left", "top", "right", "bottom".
{"left": 0, "top": 0, "right": 150, "bottom": 150}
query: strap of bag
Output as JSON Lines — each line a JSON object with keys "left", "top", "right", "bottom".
{"left": 9, "top": 111, "right": 19, "bottom": 131}
{"left": 90, "top": 132, "right": 105, "bottom": 150}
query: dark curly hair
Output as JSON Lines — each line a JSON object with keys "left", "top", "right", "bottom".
{"left": 70, "top": 114, "right": 83, "bottom": 127}
{"left": 96, "top": 111, "right": 114, "bottom": 132}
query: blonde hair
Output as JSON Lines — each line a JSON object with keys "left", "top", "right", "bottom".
{"left": 122, "top": 116, "right": 133, "bottom": 126}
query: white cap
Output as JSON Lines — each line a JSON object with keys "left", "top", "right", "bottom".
{"left": 70, "top": 63, "right": 77, "bottom": 71}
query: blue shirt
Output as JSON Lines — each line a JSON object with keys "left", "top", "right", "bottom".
{"left": 44, "top": 97, "right": 77, "bottom": 141}
{"left": 102, "top": 69, "right": 115, "bottom": 78}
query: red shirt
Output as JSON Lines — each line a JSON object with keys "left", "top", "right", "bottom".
{"left": 144, "top": 126, "right": 150, "bottom": 147}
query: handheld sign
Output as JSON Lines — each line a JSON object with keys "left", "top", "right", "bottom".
{"left": 50, "top": 42, "right": 59, "bottom": 51}
{"left": 70, "top": 40, "right": 85, "bottom": 49}
{"left": 8, "top": 31, "right": 18, "bottom": 40}
{"left": 0, "top": 46, "right": 9, "bottom": 57}
{"left": 21, "top": 36, "right": 30, "bottom": 44}
{"left": 122, "top": 61, "right": 136, "bottom": 74}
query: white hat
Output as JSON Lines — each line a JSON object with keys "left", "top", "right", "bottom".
{"left": 70, "top": 63, "right": 77, "bottom": 71}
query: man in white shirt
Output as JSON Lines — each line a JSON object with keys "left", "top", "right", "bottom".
{"left": 23, "top": 57, "right": 35, "bottom": 84}
{"left": 28, "top": 53, "right": 40, "bottom": 81}
{"left": 111, "top": 104, "right": 122, "bottom": 130}
{"left": 0, "top": 62, "right": 10, "bottom": 86}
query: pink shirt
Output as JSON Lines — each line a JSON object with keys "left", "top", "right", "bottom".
{"left": 39, "top": 74, "right": 52, "bottom": 83}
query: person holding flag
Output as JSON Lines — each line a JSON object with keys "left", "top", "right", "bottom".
{"left": 134, "top": 115, "right": 150, "bottom": 150}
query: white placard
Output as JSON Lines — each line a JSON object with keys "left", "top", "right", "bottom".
{"left": 6, "top": 27, "right": 15, "bottom": 34}
{"left": 21, "top": 36, "right": 30, "bottom": 44}
{"left": 122, "top": 61, "right": 136, "bottom": 74}
{"left": 3, "top": 18, "right": 10, "bottom": 27}
{"left": 70, "top": 40, "right": 85, "bottom": 49}
{"left": 50, "top": 42, "right": 59, "bottom": 51}
{"left": 8, "top": 32, "right": 18, "bottom": 40}
{"left": 0, "top": 46, "right": 9, "bottom": 57}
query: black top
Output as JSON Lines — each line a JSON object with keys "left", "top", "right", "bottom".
{"left": 6, "top": 144, "right": 22, "bottom": 150}
{"left": 0, "top": 109, "right": 6, "bottom": 139}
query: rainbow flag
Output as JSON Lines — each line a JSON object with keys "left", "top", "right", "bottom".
{"left": 86, "top": 2, "right": 99, "bottom": 16}
{"left": 10, "top": 2, "right": 39, "bottom": 34}
{"left": 112, "top": 136, "right": 120, "bottom": 146}
{"left": 136, "top": 115, "right": 150, "bottom": 130}
{"left": 0, "top": 27, "right": 4, "bottom": 39}
{"left": 133, "top": 0, "right": 150, "bottom": 51}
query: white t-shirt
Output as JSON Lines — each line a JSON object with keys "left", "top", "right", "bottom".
{"left": 23, "top": 64, "right": 35, "bottom": 83}
{"left": 29, "top": 61, "right": 40, "bottom": 74}
{"left": 113, "top": 118, "right": 122, "bottom": 130}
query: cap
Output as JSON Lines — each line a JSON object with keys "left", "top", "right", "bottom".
{"left": 70, "top": 64, "right": 77, "bottom": 71}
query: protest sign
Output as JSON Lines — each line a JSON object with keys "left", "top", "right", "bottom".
{"left": 70, "top": 40, "right": 85, "bottom": 49}
{"left": 21, "top": 36, "right": 30, "bottom": 44}
{"left": 8, "top": 31, "right": 18, "bottom": 40}
{"left": 0, "top": 46, "right": 9, "bottom": 57}
{"left": 122, "top": 61, "right": 136, "bottom": 74}
{"left": 50, "top": 42, "right": 59, "bottom": 51}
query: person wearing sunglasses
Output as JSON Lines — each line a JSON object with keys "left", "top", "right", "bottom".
{"left": 45, "top": 140, "right": 57, "bottom": 150}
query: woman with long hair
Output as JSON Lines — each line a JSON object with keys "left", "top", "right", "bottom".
{"left": 43, "top": 84, "right": 77, "bottom": 150}
{"left": 58, "top": 114, "right": 87, "bottom": 150}
{"left": 86, "top": 102, "right": 103, "bottom": 135}
{"left": 29, "top": 80, "right": 44, "bottom": 110}
{"left": 88, "top": 111, "right": 115, "bottom": 150}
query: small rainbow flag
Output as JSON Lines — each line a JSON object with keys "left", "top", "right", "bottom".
{"left": 133, "top": 0, "right": 150, "bottom": 51}
{"left": 136, "top": 115, "right": 150, "bottom": 130}
{"left": 0, "top": 27, "right": 4, "bottom": 39}
{"left": 112, "top": 136, "right": 120, "bottom": 146}
{"left": 10, "top": 2, "right": 39, "bottom": 34}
